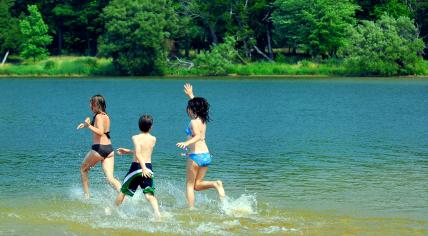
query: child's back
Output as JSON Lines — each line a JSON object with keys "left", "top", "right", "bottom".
{"left": 132, "top": 133, "right": 156, "bottom": 164}
{"left": 115, "top": 115, "right": 161, "bottom": 219}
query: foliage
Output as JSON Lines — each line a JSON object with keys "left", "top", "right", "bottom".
{"left": 99, "top": 0, "right": 177, "bottom": 75}
{"left": 373, "top": 0, "right": 412, "bottom": 18}
{"left": 2, "top": 0, "right": 428, "bottom": 75}
{"left": 272, "top": 0, "right": 358, "bottom": 58}
{"left": 174, "top": 0, "right": 274, "bottom": 60}
{"left": 19, "top": 5, "right": 52, "bottom": 62}
{"left": 0, "top": 0, "right": 21, "bottom": 54}
{"left": 0, "top": 56, "right": 114, "bottom": 76}
{"left": 343, "top": 15, "right": 424, "bottom": 76}
{"left": 193, "top": 36, "right": 238, "bottom": 75}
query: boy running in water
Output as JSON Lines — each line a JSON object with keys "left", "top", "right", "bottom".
{"left": 115, "top": 114, "right": 161, "bottom": 219}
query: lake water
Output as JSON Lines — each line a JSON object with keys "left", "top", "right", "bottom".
{"left": 0, "top": 77, "right": 427, "bottom": 235}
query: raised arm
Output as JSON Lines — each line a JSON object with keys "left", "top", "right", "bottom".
{"left": 132, "top": 136, "right": 152, "bottom": 178}
{"left": 184, "top": 83, "right": 195, "bottom": 99}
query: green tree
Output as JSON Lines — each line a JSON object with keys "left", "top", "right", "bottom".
{"left": 175, "top": 0, "right": 274, "bottom": 61}
{"left": 19, "top": 4, "right": 52, "bottom": 62}
{"left": 11, "top": 0, "right": 109, "bottom": 56}
{"left": 373, "top": 0, "right": 412, "bottom": 18}
{"left": 415, "top": 0, "right": 428, "bottom": 58}
{"left": 308, "top": 0, "right": 359, "bottom": 57}
{"left": 194, "top": 36, "right": 237, "bottom": 75}
{"left": 356, "top": 0, "right": 412, "bottom": 20}
{"left": 272, "top": 0, "right": 358, "bottom": 58}
{"left": 99, "top": 0, "right": 177, "bottom": 75}
{"left": 51, "top": 0, "right": 109, "bottom": 55}
{"left": 343, "top": 15, "right": 424, "bottom": 75}
{"left": 0, "top": 0, "right": 21, "bottom": 56}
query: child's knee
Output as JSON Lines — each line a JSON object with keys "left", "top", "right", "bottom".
{"left": 186, "top": 182, "right": 195, "bottom": 189}
{"left": 144, "top": 193, "right": 155, "bottom": 200}
{"left": 106, "top": 175, "right": 117, "bottom": 184}
{"left": 194, "top": 184, "right": 201, "bottom": 191}
{"left": 193, "top": 181, "right": 203, "bottom": 191}
{"left": 80, "top": 165, "right": 89, "bottom": 174}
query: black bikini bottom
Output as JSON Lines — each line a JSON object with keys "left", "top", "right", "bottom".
{"left": 92, "top": 144, "right": 113, "bottom": 158}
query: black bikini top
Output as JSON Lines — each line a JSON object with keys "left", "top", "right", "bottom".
{"left": 91, "top": 113, "right": 111, "bottom": 139}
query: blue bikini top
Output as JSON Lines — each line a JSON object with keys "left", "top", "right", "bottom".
{"left": 185, "top": 125, "right": 192, "bottom": 136}
{"left": 185, "top": 123, "right": 206, "bottom": 141}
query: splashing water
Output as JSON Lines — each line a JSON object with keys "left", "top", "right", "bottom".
{"left": 36, "top": 181, "right": 266, "bottom": 235}
{"left": 220, "top": 194, "right": 257, "bottom": 217}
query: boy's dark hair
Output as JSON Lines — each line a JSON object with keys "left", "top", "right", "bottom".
{"left": 187, "top": 97, "right": 210, "bottom": 123}
{"left": 138, "top": 114, "right": 153, "bottom": 132}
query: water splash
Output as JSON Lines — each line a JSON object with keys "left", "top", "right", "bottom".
{"left": 260, "top": 225, "right": 299, "bottom": 234}
{"left": 42, "top": 183, "right": 269, "bottom": 235}
{"left": 220, "top": 194, "right": 257, "bottom": 217}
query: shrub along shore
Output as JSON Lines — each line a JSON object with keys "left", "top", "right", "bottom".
{"left": 1, "top": 56, "right": 427, "bottom": 78}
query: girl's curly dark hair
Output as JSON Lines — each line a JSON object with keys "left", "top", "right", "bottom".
{"left": 187, "top": 97, "right": 210, "bottom": 123}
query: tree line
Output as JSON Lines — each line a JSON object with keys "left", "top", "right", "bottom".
{"left": 0, "top": 0, "right": 427, "bottom": 75}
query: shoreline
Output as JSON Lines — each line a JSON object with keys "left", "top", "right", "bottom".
{"left": 1, "top": 56, "right": 427, "bottom": 79}
{"left": 1, "top": 74, "right": 428, "bottom": 79}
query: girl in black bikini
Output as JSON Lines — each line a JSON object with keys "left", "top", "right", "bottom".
{"left": 77, "top": 95, "right": 121, "bottom": 198}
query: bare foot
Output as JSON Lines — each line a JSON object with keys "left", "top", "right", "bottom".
{"left": 104, "top": 207, "right": 112, "bottom": 216}
{"left": 215, "top": 180, "right": 225, "bottom": 200}
{"left": 154, "top": 212, "right": 162, "bottom": 221}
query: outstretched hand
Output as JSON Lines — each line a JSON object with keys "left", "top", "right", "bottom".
{"left": 77, "top": 117, "right": 91, "bottom": 130}
{"left": 76, "top": 123, "right": 85, "bottom": 130}
{"left": 116, "top": 148, "right": 131, "bottom": 155}
{"left": 176, "top": 142, "right": 188, "bottom": 150}
{"left": 184, "top": 83, "right": 194, "bottom": 99}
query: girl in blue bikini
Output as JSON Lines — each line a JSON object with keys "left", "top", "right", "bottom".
{"left": 176, "top": 83, "right": 225, "bottom": 208}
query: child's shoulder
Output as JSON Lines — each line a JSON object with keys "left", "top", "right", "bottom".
{"left": 131, "top": 133, "right": 143, "bottom": 141}
{"left": 190, "top": 118, "right": 204, "bottom": 126}
{"left": 148, "top": 133, "right": 156, "bottom": 142}
{"left": 133, "top": 133, "right": 156, "bottom": 142}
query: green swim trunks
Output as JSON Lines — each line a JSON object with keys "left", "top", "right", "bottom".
{"left": 120, "top": 162, "right": 155, "bottom": 196}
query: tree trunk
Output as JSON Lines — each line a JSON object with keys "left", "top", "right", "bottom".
{"left": 243, "top": 40, "right": 249, "bottom": 58}
{"left": 266, "top": 25, "right": 273, "bottom": 59}
{"left": 253, "top": 45, "right": 274, "bottom": 62}
{"left": 86, "top": 31, "right": 90, "bottom": 56}
{"left": 208, "top": 24, "right": 218, "bottom": 45}
{"left": 57, "top": 24, "right": 63, "bottom": 55}
{"left": 185, "top": 35, "right": 190, "bottom": 58}
{"left": 1, "top": 51, "right": 9, "bottom": 66}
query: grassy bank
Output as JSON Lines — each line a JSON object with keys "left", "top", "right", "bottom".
{"left": 228, "top": 61, "right": 347, "bottom": 76}
{"left": 168, "top": 60, "right": 428, "bottom": 77}
{"left": 1, "top": 56, "right": 428, "bottom": 77}
{"left": 165, "top": 61, "right": 345, "bottom": 77}
{"left": 0, "top": 56, "right": 115, "bottom": 77}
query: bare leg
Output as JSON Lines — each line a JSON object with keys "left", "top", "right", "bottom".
{"left": 186, "top": 158, "right": 198, "bottom": 208}
{"left": 115, "top": 192, "right": 126, "bottom": 207}
{"left": 145, "top": 193, "right": 161, "bottom": 219}
{"left": 102, "top": 152, "right": 121, "bottom": 192}
{"left": 80, "top": 150, "right": 103, "bottom": 198}
{"left": 194, "top": 166, "right": 225, "bottom": 200}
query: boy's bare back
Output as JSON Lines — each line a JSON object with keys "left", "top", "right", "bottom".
{"left": 132, "top": 133, "right": 156, "bottom": 164}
